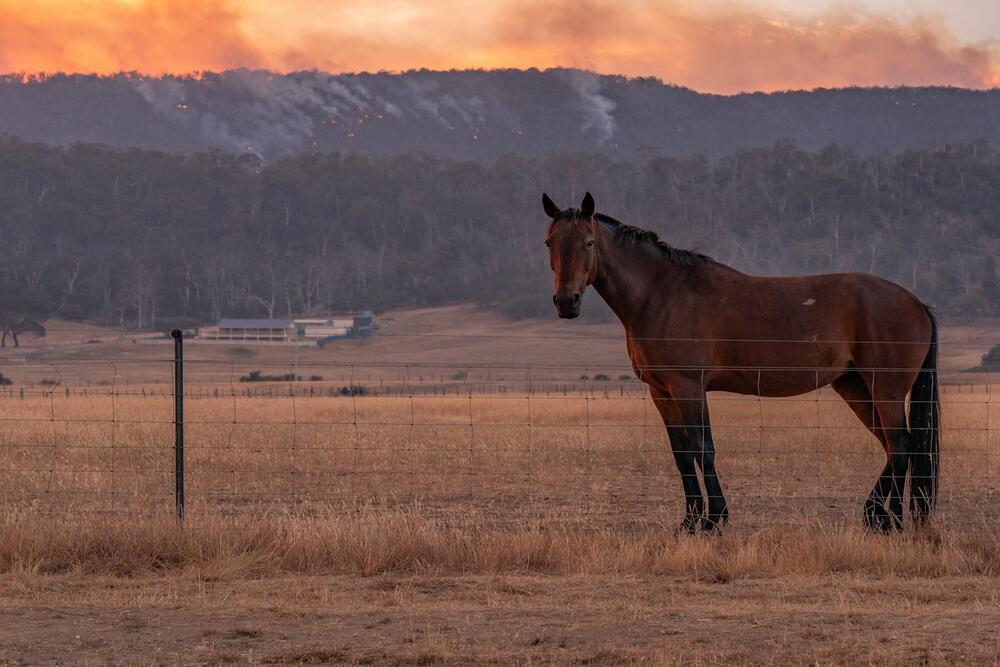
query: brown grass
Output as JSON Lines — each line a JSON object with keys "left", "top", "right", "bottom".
{"left": 0, "top": 386, "right": 994, "bottom": 527}
{"left": 2, "top": 509, "right": 998, "bottom": 580}
{"left": 3, "top": 510, "right": 1000, "bottom": 664}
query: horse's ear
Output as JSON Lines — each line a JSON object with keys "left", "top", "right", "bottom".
{"left": 580, "top": 192, "right": 595, "bottom": 218}
{"left": 542, "top": 193, "right": 561, "bottom": 219}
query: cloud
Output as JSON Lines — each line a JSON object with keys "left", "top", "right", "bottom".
{"left": 1, "top": 0, "right": 998, "bottom": 93}
{"left": 488, "top": 0, "right": 1000, "bottom": 92}
{"left": 0, "top": 0, "right": 261, "bottom": 74}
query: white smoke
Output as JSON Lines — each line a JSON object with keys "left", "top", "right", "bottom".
{"left": 129, "top": 68, "right": 613, "bottom": 156}
{"left": 132, "top": 71, "right": 324, "bottom": 155}
{"left": 134, "top": 77, "right": 186, "bottom": 114}
{"left": 558, "top": 70, "right": 617, "bottom": 142}
{"left": 402, "top": 78, "right": 486, "bottom": 130}
{"left": 131, "top": 70, "right": 450, "bottom": 155}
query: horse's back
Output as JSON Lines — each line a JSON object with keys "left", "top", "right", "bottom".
{"left": 821, "top": 272, "right": 933, "bottom": 376}
{"left": 719, "top": 269, "right": 929, "bottom": 346}
{"left": 631, "top": 268, "right": 932, "bottom": 396}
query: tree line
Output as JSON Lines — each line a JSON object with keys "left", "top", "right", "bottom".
{"left": 0, "top": 137, "right": 997, "bottom": 341}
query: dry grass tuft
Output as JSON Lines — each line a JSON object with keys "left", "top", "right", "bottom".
{"left": 2, "top": 508, "right": 998, "bottom": 580}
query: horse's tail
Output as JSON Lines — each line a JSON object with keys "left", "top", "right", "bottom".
{"left": 909, "top": 305, "right": 939, "bottom": 522}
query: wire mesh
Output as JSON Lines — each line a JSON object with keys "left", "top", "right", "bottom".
{"left": 0, "top": 340, "right": 994, "bottom": 530}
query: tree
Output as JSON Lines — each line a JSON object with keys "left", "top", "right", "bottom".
{"left": 979, "top": 345, "right": 1000, "bottom": 371}
{"left": 982, "top": 258, "right": 1000, "bottom": 316}
{"left": 0, "top": 290, "right": 48, "bottom": 347}
{"left": 0, "top": 138, "right": 998, "bottom": 325}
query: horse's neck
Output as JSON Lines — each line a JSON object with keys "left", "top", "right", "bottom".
{"left": 592, "top": 229, "right": 682, "bottom": 330}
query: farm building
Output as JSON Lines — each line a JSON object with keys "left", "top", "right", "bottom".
{"left": 197, "top": 312, "right": 373, "bottom": 344}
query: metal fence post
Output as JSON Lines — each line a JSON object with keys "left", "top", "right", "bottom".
{"left": 171, "top": 329, "right": 185, "bottom": 522}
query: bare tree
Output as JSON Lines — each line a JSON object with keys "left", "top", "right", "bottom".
{"left": 245, "top": 264, "right": 280, "bottom": 319}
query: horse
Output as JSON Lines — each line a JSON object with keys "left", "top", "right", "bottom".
{"left": 541, "top": 192, "right": 939, "bottom": 533}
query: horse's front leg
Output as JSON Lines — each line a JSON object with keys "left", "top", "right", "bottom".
{"left": 667, "top": 426, "right": 705, "bottom": 533}
{"left": 650, "top": 383, "right": 729, "bottom": 533}
{"left": 650, "top": 386, "right": 705, "bottom": 532}
{"left": 694, "top": 415, "right": 729, "bottom": 531}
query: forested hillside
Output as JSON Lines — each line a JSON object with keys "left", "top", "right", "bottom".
{"left": 4, "top": 69, "right": 1000, "bottom": 160}
{"left": 0, "top": 138, "right": 997, "bottom": 332}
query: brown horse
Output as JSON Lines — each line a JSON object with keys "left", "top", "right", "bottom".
{"left": 542, "top": 192, "right": 939, "bottom": 532}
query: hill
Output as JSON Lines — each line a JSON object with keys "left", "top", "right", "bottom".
{"left": 4, "top": 69, "right": 1000, "bottom": 160}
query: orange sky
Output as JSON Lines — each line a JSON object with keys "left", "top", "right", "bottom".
{"left": 1, "top": 0, "right": 998, "bottom": 93}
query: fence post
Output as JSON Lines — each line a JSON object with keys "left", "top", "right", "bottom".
{"left": 171, "top": 329, "right": 185, "bottom": 523}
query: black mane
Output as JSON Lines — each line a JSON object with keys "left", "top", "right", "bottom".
{"left": 591, "top": 212, "right": 715, "bottom": 266}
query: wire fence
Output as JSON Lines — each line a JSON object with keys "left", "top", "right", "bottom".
{"left": 0, "top": 332, "right": 995, "bottom": 529}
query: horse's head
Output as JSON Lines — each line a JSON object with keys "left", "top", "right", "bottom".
{"left": 542, "top": 191, "right": 599, "bottom": 319}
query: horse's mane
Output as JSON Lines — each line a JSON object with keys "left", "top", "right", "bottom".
{"left": 583, "top": 212, "right": 716, "bottom": 266}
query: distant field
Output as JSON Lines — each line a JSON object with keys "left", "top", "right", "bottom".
{"left": 2, "top": 305, "right": 997, "bottom": 386}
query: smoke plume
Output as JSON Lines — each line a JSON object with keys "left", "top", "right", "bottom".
{"left": 1, "top": 0, "right": 997, "bottom": 93}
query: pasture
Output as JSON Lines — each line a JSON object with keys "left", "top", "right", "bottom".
{"left": 0, "top": 382, "right": 996, "bottom": 526}
{"left": 0, "top": 306, "right": 998, "bottom": 664}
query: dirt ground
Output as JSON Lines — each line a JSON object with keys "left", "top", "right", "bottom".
{"left": 2, "top": 572, "right": 999, "bottom": 666}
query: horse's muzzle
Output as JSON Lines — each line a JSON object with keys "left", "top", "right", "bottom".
{"left": 554, "top": 293, "right": 581, "bottom": 319}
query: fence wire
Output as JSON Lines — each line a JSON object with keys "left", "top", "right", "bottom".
{"left": 0, "top": 343, "right": 995, "bottom": 529}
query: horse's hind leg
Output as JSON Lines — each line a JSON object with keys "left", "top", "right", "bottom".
{"left": 872, "top": 393, "right": 912, "bottom": 531}
{"left": 853, "top": 370, "right": 915, "bottom": 531}
{"left": 832, "top": 373, "right": 893, "bottom": 532}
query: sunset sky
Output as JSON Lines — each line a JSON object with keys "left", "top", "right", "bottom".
{"left": 2, "top": 0, "right": 999, "bottom": 93}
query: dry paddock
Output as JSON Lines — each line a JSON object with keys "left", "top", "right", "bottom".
{"left": 0, "top": 381, "right": 999, "bottom": 665}
{"left": 0, "top": 381, "right": 996, "bottom": 524}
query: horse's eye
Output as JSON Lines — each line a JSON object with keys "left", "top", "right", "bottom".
{"left": 544, "top": 240, "right": 552, "bottom": 247}
{"left": 585, "top": 240, "right": 594, "bottom": 248}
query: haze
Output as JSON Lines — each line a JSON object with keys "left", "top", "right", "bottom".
{"left": 2, "top": 0, "right": 999, "bottom": 93}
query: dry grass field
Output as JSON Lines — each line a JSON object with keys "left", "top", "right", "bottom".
{"left": 0, "top": 306, "right": 998, "bottom": 665}
{"left": 0, "top": 387, "right": 997, "bottom": 526}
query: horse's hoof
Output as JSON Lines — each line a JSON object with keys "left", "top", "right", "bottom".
{"left": 863, "top": 513, "right": 898, "bottom": 535}
{"left": 677, "top": 518, "right": 700, "bottom": 535}
{"left": 882, "top": 510, "right": 904, "bottom": 532}
{"left": 701, "top": 517, "right": 726, "bottom": 534}
{"left": 863, "top": 505, "right": 885, "bottom": 532}
{"left": 862, "top": 516, "right": 883, "bottom": 534}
